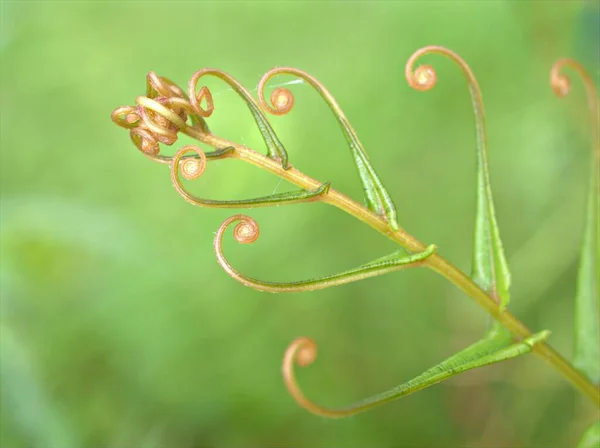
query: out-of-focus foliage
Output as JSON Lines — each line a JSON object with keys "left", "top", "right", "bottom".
{"left": 0, "top": 1, "right": 598, "bottom": 447}
{"left": 577, "top": 421, "right": 600, "bottom": 448}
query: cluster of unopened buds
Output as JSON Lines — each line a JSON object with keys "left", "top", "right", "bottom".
{"left": 112, "top": 46, "right": 598, "bottom": 418}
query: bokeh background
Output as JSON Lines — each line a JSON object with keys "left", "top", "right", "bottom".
{"left": 1, "top": 1, "right": 599, "bottom": 447}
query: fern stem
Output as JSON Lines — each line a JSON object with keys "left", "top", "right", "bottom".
{"left": 185, "top": 126, "right": 600, "bottom": 404}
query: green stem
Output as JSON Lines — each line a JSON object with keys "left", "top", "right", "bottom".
{"left": 184, "top": 127, "right": 600, "bottom": 405}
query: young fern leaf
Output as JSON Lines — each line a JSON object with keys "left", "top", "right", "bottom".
{"left": 188, "top": 69, "right": 290, "bottom": 169}
{"left": 170, "top": 145, "right": 330, "bottom": 209}
{"left": 406, "top": 46, "right": 511, "bottom": 310}
{"left": 111, "top": 73, "right": 212, "bottom": 164}
{"left": 283, "top": 328, "right": 550, "bottom": 418}
{"left": 577, "top": 421, "right": 600, "bottom": 448}
{"left": 551, "top": 60, "right": 600, "bottom": 383}
{"left": 214, "top": 214, "right": 435, "bottom": 292}
{"left": 257, "top": 68, "right": 399, "bottom": 230}
{"left": 142, "top": 71, "right": 212, "bottom": 134}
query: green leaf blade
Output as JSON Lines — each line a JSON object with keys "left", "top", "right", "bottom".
{"left": 550, "top": 59, "right": 599, "bottom": 384}
{"left": 469, "top": 91, "right": 511, "bottom": 310}
{"left": 355, "top": 151, "right": 399, "bottom": 230}
{"left": 259, "top": 69, "right": 399, "bottom": 229}
{"left": 215, "top": 234, "right": 436, "bottom": 294}
{"left": 359, "top": 328, "right": 549, "bottom": 408}
{"left": 189, "top": 69, "right": 290, "bottom": 168}
{"left": 289, "top": 328, "right": 550, "bottom": 418}
{"left": 405, "top": 50, "right": 511, "bottom": 308}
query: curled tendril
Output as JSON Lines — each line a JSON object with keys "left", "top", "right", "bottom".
{"left": 136, "top": 96, "right": 188, "bottom": 132}
{"left": 135, "top": 96, "right": 187, "bottom": 146}
{"left": 232, "top": 217, "right": 260, "bottom": 244}
{"left": 406, "top": 46, "right": 480, "bottom": 97}
{"left": 188, "top": 69, "right": 290, "bottom": 168}
{"left": 257, "top": 67, "right": 399, "bottom": 228}
{"left": 214, "top": 215, "right": 436, "bottom": 292}
{"left": 257, "top": 68, "right": 310, "bottom": 116}
{"left": 283, "top": 330, "right": 551, "bottom": 418}
{"left": 550, "top": 59, "right": 600, "bottom": 158}
{"left": 146, "top": 71, "right": 186, "bottom": 99}
{"left": 405, "top": 46, "right": 512, "bottom": 306}
{"left": 130, "top": 127, "right": 160, "bottom": 158}
{"left": 187, "top": 68, "right": 256, "bottom": 118}
{"left": 269, "top": 87, "right": 295, "bottom": 115}
{"left": 171, "top": 148, "right": 330, "bottom": 208}
{"left": 188, "top": 83, "right": 214, "bottom": 118}
{"left": 551, "top": 59, "right": 600, "bottom": 382}
{"left": 257, "top": 67, "right": 366, "bottom": 143}
{"left": 283, "top": 337, "right": 379, "bottom": 418}
{"left": 112, "top": 72, "right": 210, "bottom": 164}
{"left": 404, "top": 47, "right": 488, "bottom": 151}
{"left": 282, "top": 338, "right": 347, "bottom": 418}
{"left": 111, "top": 106, "right": 139, "bottom": 129}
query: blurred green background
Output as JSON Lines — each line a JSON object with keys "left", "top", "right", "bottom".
{"left": 1, "top": 1, "right": 599, "bottom": 447}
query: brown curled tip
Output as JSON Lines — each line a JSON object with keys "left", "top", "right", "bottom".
{"left": 136, "top": 96, "right": 188, "bottom": 131}
{"left": 257, "top": 69, "right": 299, "bottom": 116}
{"left": 188, "top": 70, "right": 216, "bottom": 118}
{"left": 406, "top": 46, "right": 475, "bottom": 92}
{"left": 194, "top": 86, "right": 215, "bottom": 118}
{"left": 130, "top": 127, "right": 160, "bottom": 156}
{"left": 284, "top": 337, "right": 317, "bottom": 369}
{"left": 135, "top": 97, "right": 187, "bottom": 148}
{"left": 270, "top": 86, "right": 295, "bottom": 115}
{"left": 233, "top": 219, "right": 260, "bottom": 244}
{"left": 550, "top": 58, "right": 596, "bottom": 99}
{"left": 282, "top": 337, "right": 356, "bottom": 418}
{"left": 180, "top": 156, "right": 206, "bottom": 181}
{"left": 111, "top": 106, "right": 139, "bottom": 129}
{"left": 282, "top": 337, "right": 324, "bottom": 412}
{"left": 410, "top": 64, "right": 437, "bottom": 91}
{"left": 215, "top": 214, "right": 260, "bottom": 246}
{"left": 171, "top": 145, "right": 207, "bottom": 182}
{"left": 113, "top": 71, "right": 198, "bottom": 164}
{"left": 550, "top": 59, "right": 575, "bottom": 98}
{"left": 146, "top": 71, "right": 186, "bottom": 99}
{"left": 550, "top": 59, "right": 599, "bottom": 159}
{"left": 550, "top": 73, "right": 570, "bottom": 97}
